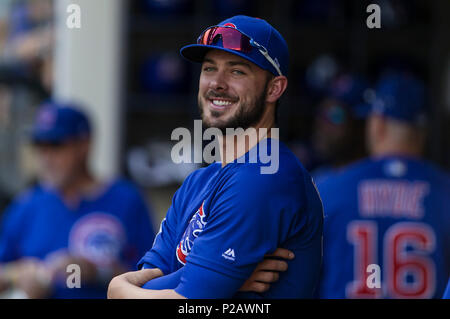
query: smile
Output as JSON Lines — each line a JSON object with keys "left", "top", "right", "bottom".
{"left": 208, "top": 98, "right": 236, "bottom": 110}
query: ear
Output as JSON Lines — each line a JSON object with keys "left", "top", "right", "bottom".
{"left": 266, "top": 75, "right": 288, "bottom": 104}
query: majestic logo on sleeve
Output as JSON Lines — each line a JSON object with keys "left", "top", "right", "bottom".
{"left": 222, "top": 248, "right": 236, "bottom": 261}
{"left": 176, "top": 202, "right": 207, "bottom": 265}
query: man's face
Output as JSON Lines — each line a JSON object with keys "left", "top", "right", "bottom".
{"left": 198, "top": 50, "right": 272, "bottom": 132}
{"left": 34, "top": 139, "right": 89, "bottom": 189}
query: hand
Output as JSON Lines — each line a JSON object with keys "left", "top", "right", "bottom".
{"left": 8, "top": 258, "right": 52, "bottom": 299}
{"left": 0, "top": 276, "right": 9, "bottom": 293}
{"left": 45, "top": 250, "right": 98, "bottom": 285}
{"left": 108, "top": 268, "right": 163, "bottom": 299}
{"left": 240, "top": 248, "right": 294, "bottom": 293}
{"left": 0, "top": 267, "right": 13, "bottom": 292}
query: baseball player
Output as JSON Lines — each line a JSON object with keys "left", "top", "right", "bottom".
{"left": 108, "top": 15, "right": 324, "bottom": 299}
{"left": 311, "top": 72, "right": 369, "bottom": 184}
{"left": 317, "top": 71, "right": 450, "bottom": 298}
{"left": 0, "top": 102, "right": 156, "bottom": 298}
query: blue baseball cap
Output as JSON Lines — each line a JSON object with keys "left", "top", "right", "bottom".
{"left": 180, "top": 15, "right": 289, "bottom": 77}
{"left": 32, "top": 101, "right": 91, "bottom": 144}
{"left": 371, "top": 71, "right": 427, "bottom": 125}
{"left": 327, "top": 73, "right": 371, "bottom": 119}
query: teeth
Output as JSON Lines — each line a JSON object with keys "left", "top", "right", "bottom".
{"left": 212, "top": 100, "right": 232, "bottom": 106}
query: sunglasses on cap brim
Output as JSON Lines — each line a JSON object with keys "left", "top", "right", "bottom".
{"left": 197, "top": 25, "right": 283, "bottom": 76}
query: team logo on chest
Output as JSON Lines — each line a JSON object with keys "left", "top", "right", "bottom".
{"left": 68, "top": 213, "right": 126, "bottom": 267}
{"left": 176, "top": 202, "right": 207, "bottom": 265}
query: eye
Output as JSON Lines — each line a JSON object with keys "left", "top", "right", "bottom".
{"left": 232, "top": 69, "right": 245, "bottom": 75}
{"left": 202, "top": 66, "right": 216, "bottom": 72}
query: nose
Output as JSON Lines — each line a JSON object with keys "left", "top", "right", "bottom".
{"left": 208, "top": 70, "right": 228, "bottom": 92}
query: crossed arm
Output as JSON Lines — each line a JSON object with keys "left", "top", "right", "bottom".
{"left": 107, "top": 268, "right": 183, "bottom": 299}
{"left": 107, "top": 248, "right": 294, "bottom": 299}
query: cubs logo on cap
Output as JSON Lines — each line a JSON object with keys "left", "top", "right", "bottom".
{"left": 35, "top": 105, "right": 58, "bottom": 131}
{"left": 223, "top": 22, "right": 236, "bottom": 28}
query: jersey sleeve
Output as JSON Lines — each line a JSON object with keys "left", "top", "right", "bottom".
{"left": 136, "top": 168, "right": 209, "bottom": 274}
{"left": 443, "top": 278, "right": 450, "bottom": 299}
{"left": 0, "top": 195, "right": 31, "bottom": 262}
{"left": 141, "top": 266, "right": 184, "bottom": 290}
{"left": 174, "top": 168, "right": 307, "bottom": 298}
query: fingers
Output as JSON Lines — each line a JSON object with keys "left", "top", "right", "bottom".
{"left": 246, "top": 281, "right": 270, "bottom": 293}
{"left": 253, "top": 271, "right": 279, "bottom": 283}
{"left": 239, "top": 249, "right": 294, "bottom": 294}
{"left": 255, "top": 258, "right": 288, "bottom": 272}
{"left": 265, "top": 248, "right": 295, "bottom": 260}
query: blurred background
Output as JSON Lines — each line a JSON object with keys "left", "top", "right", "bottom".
{"left": 0, "top": 0, "right": 449, "bottom": 224}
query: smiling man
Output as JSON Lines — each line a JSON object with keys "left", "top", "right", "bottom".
{"left": 108, "top": 15, "right": 323, "bottom": 299}
{"left": 199, "top": 50, "right": 274, "bottom": 132}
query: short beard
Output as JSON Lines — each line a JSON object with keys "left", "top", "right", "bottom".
{"left": 198, "top": 82, "right": 269, "bottom": 135}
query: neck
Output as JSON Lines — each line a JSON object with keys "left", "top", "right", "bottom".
{"left": 219, "top": 112, "right": 276, "bottom": 166}
{"left": 59, "top": 168, "right": 100, "bottom": 207}
{"left": 371, "top": 142, "right": 422, "bottom": 159}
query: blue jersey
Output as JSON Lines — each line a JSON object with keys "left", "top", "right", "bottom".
{"left": 312, "top": 165, "right": 341, "bottom": 186}
{"left": 316, "top": 156, "right": 450, "bottom": 299}
{"left": 444, "top": 278, "right": 450, "bottom": 299}
{"left": 138, "top": 139, "right": 324, "bottom": 298}
{"left": 0, "top": 178, "right": 156, "bottom": 298}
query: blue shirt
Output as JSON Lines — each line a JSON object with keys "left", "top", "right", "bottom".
{"left": 443, "top": 278, "right": 450, "bottom": 299}
{"left": 0, "top": 178, "right": 156, "bottom": 298}
{"left": 316, "top": 156, "right": 450, "bottom": 299}
{"left": 138, "top": 138, "right": 324, "bottom": 298}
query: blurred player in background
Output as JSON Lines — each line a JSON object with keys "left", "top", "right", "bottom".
{"left": 0, "top": 101, "right": 156, "bottom": 298}
{"left": 317, "top": 71, "right": 450, "bottom": 298}
{"left": 311, "top": 72, "right": 369, "bottom": 183}
{"left": 108, "top": 15, "right": 323, "bottom": 299}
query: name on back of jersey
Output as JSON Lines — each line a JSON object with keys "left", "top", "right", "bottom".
{"left": 358, "top": 180, "right": 429, "bottom": 219}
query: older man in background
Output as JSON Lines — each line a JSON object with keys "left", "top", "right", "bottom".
{"left": 0, "top": 101, "right": 156, "bottom": 298}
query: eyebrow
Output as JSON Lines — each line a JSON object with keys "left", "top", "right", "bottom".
{"left": 228, "top": 61, "right": 253, "bottom": 70}
{"left": 203, "top": 58, "right": 253, "bottom": 70}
